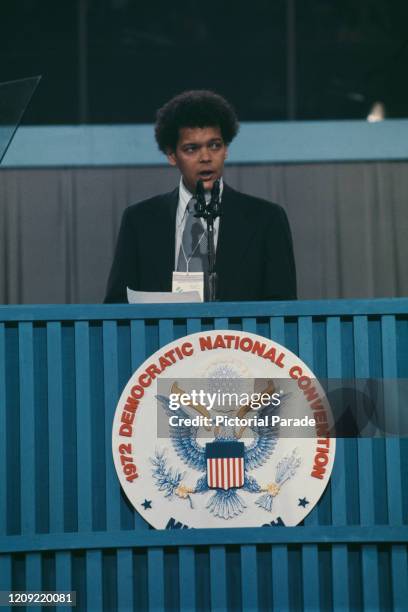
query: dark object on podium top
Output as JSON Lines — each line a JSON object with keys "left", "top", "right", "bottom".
{"left": 0, "top": 76, "right": 41, "bottom": 164}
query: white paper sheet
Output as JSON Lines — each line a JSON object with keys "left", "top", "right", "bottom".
{"left": 127, "top": 287, "right": 201, "bottom": 304}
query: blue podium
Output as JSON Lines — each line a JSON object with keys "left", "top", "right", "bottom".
{"left": 0, "top": 300, "right": 407, "bottom": 611}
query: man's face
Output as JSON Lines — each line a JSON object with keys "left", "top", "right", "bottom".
{"left": 167, "top": 126, "right": 228, "bottom": 193}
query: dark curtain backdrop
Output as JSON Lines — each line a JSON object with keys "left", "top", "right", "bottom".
{"left": 1, "top": 161, "right": 407, "bottom": 304}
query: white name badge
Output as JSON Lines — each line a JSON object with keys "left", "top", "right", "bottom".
{"left": 172, "top": 271, "right": 204, "bottom": 301}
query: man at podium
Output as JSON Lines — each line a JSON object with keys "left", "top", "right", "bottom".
{"left": 104, "top": 90, "right": 297, "bottom": 303}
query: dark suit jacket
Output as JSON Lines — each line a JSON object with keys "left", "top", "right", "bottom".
{"left": 104, "top": 184, "right": 297, "bottom": 302}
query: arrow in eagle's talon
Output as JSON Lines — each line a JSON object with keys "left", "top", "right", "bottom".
{"left": 186, "top": 495, "right": 194, "bottom": 509}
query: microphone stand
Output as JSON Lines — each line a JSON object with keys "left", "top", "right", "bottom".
{"left": 194, "top": 179, "right": 221, "bottom": 301}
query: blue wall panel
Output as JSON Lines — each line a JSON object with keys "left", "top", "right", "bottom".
{"left": 4, "top": 121, "right": 408, "bottom": 168}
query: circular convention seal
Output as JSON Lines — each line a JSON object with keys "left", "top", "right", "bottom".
{"left": 112, "top": 330, "right": 336, "bottom": 529}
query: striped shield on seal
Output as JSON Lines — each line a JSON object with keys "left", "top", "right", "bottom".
{"left": 205, "top": 441, "right": 245, "bottom": 490}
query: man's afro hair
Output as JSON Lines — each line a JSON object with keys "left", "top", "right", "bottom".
{"left": 155, "top": 90, "right": 239, "bottom": 153}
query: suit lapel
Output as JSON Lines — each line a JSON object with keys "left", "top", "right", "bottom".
{"left": 154, "top": 187, "right": 178, "bottom": 290}
{"left": 216, "top": 184, "right": 258, "bottom": 278}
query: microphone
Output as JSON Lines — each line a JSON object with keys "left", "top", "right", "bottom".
{"left": 193, "top": 178, "right": 221, "bottom": 219}
{"left": 194, "top": 179, "right": 206, "bottom": 217}
{"left": 193, "top": 178, "right": 220, "bottom": 301}
{"left": 210, "top": 179, "right": 221, "bottom": 217}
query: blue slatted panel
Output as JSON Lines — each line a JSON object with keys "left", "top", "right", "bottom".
{"left": 179, "top": 547, "right": 196, "bottom": 612}
{"left": 159, "top": 319, "right": 174, "bottom": 346}
{"left": 103, "top": 321, "right": 121, "bottom": 530}
{"left": 214, "top": 317, "right": 229, "bottom": 330}
{"left": 116, "top": 549, "right": 134, "bottom": 612}
{"left": 381, "top": 316, "right": 403, "bottom": 524}
{"left": 86, "top": 550, "right": 103, "bottom": 611}
{"left": 326, "top": 317, "right": 346, "bottom": 525}
{"left": 130, "top": 320, "right": 147, "bottom": 372}
{"left": 390, "top": 545, "right": 408, "bottom": 612}
{"left": 147, "top": 548, "right": 165, "bottom": 610}
{"left": 0, "top": 555, "right": 12, "bottom": 612}
{"left": 209, "top": 546, "right": 227, "bottom": 611}
{"left": 269, "top": 316, "right": 285, "bottom": 344}
{"left": 130, "top": 319, "right": 149, "bottom": 532}
{"left": 381, "top": 315, "right": 408, "bottom": 611}
{"left": 47, "top": 322, "right": 73, "bottom": 595}
{"left": 19, "top": 323, "right": 36, "bottom": 535}
{"left": 0, "top": 327, "right": 12, "bottom": 612}
{"left": 271, "top": 545, "right": 290, "bottom": 610}
{"left": 47, "top": 323, "right": 65, "bottom": 533}
{"left": 19, "top": 323, "right": 43, "bottom": 590}
{"left": 0, "top": 323, "right": 7, "bottom": 537}
{"left": 354, "top": 317, "right": 375, "bottom": 524}
{"left": 186, "top": 318, "right": 201, "bottom": 334}
{"left": 74, "top": 322, "right": 104, "bottom": 609}
{"left": 103, "top": 322, "right": 134, "bottom": 610}
{"left": 55, "top": 553, "right": 72, "bottom": 594}
{"left": 327, "top": 317, "right": 350, "bottom": 611}
{"left": 354, "top": 316, "right": 380, "bottom": 610}
{"left": 241, "top": 545, "right": 258, "bottom": 611}
{"left": 269, "top": 315, "right": 289, "bottom": 606}
{"left": 144, "top": 320, "right": 174, "bottom": 607}
{"left": 298, "top": 317, "right": 320, "bottom": 609}
{"left": 75, "top": 322, "right": 93, "bottom": 532}
{"left": 298, "top": 316, "right": 314, "bottom": 373}
{"left": 242, "top": 317, "right": 257, "bottom": 334}
{"left": 25, "top": 553, "right": 42, "bottom": 590}
{"left": 0, "top": 302, "right": 407, "bottom": 611}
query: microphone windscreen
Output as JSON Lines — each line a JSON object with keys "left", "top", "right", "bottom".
{"left": 211, "top": 179, "right": 220, "bottom": 200}
{"left": 195, "top": 179, "right": 205, "bottom": 197}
